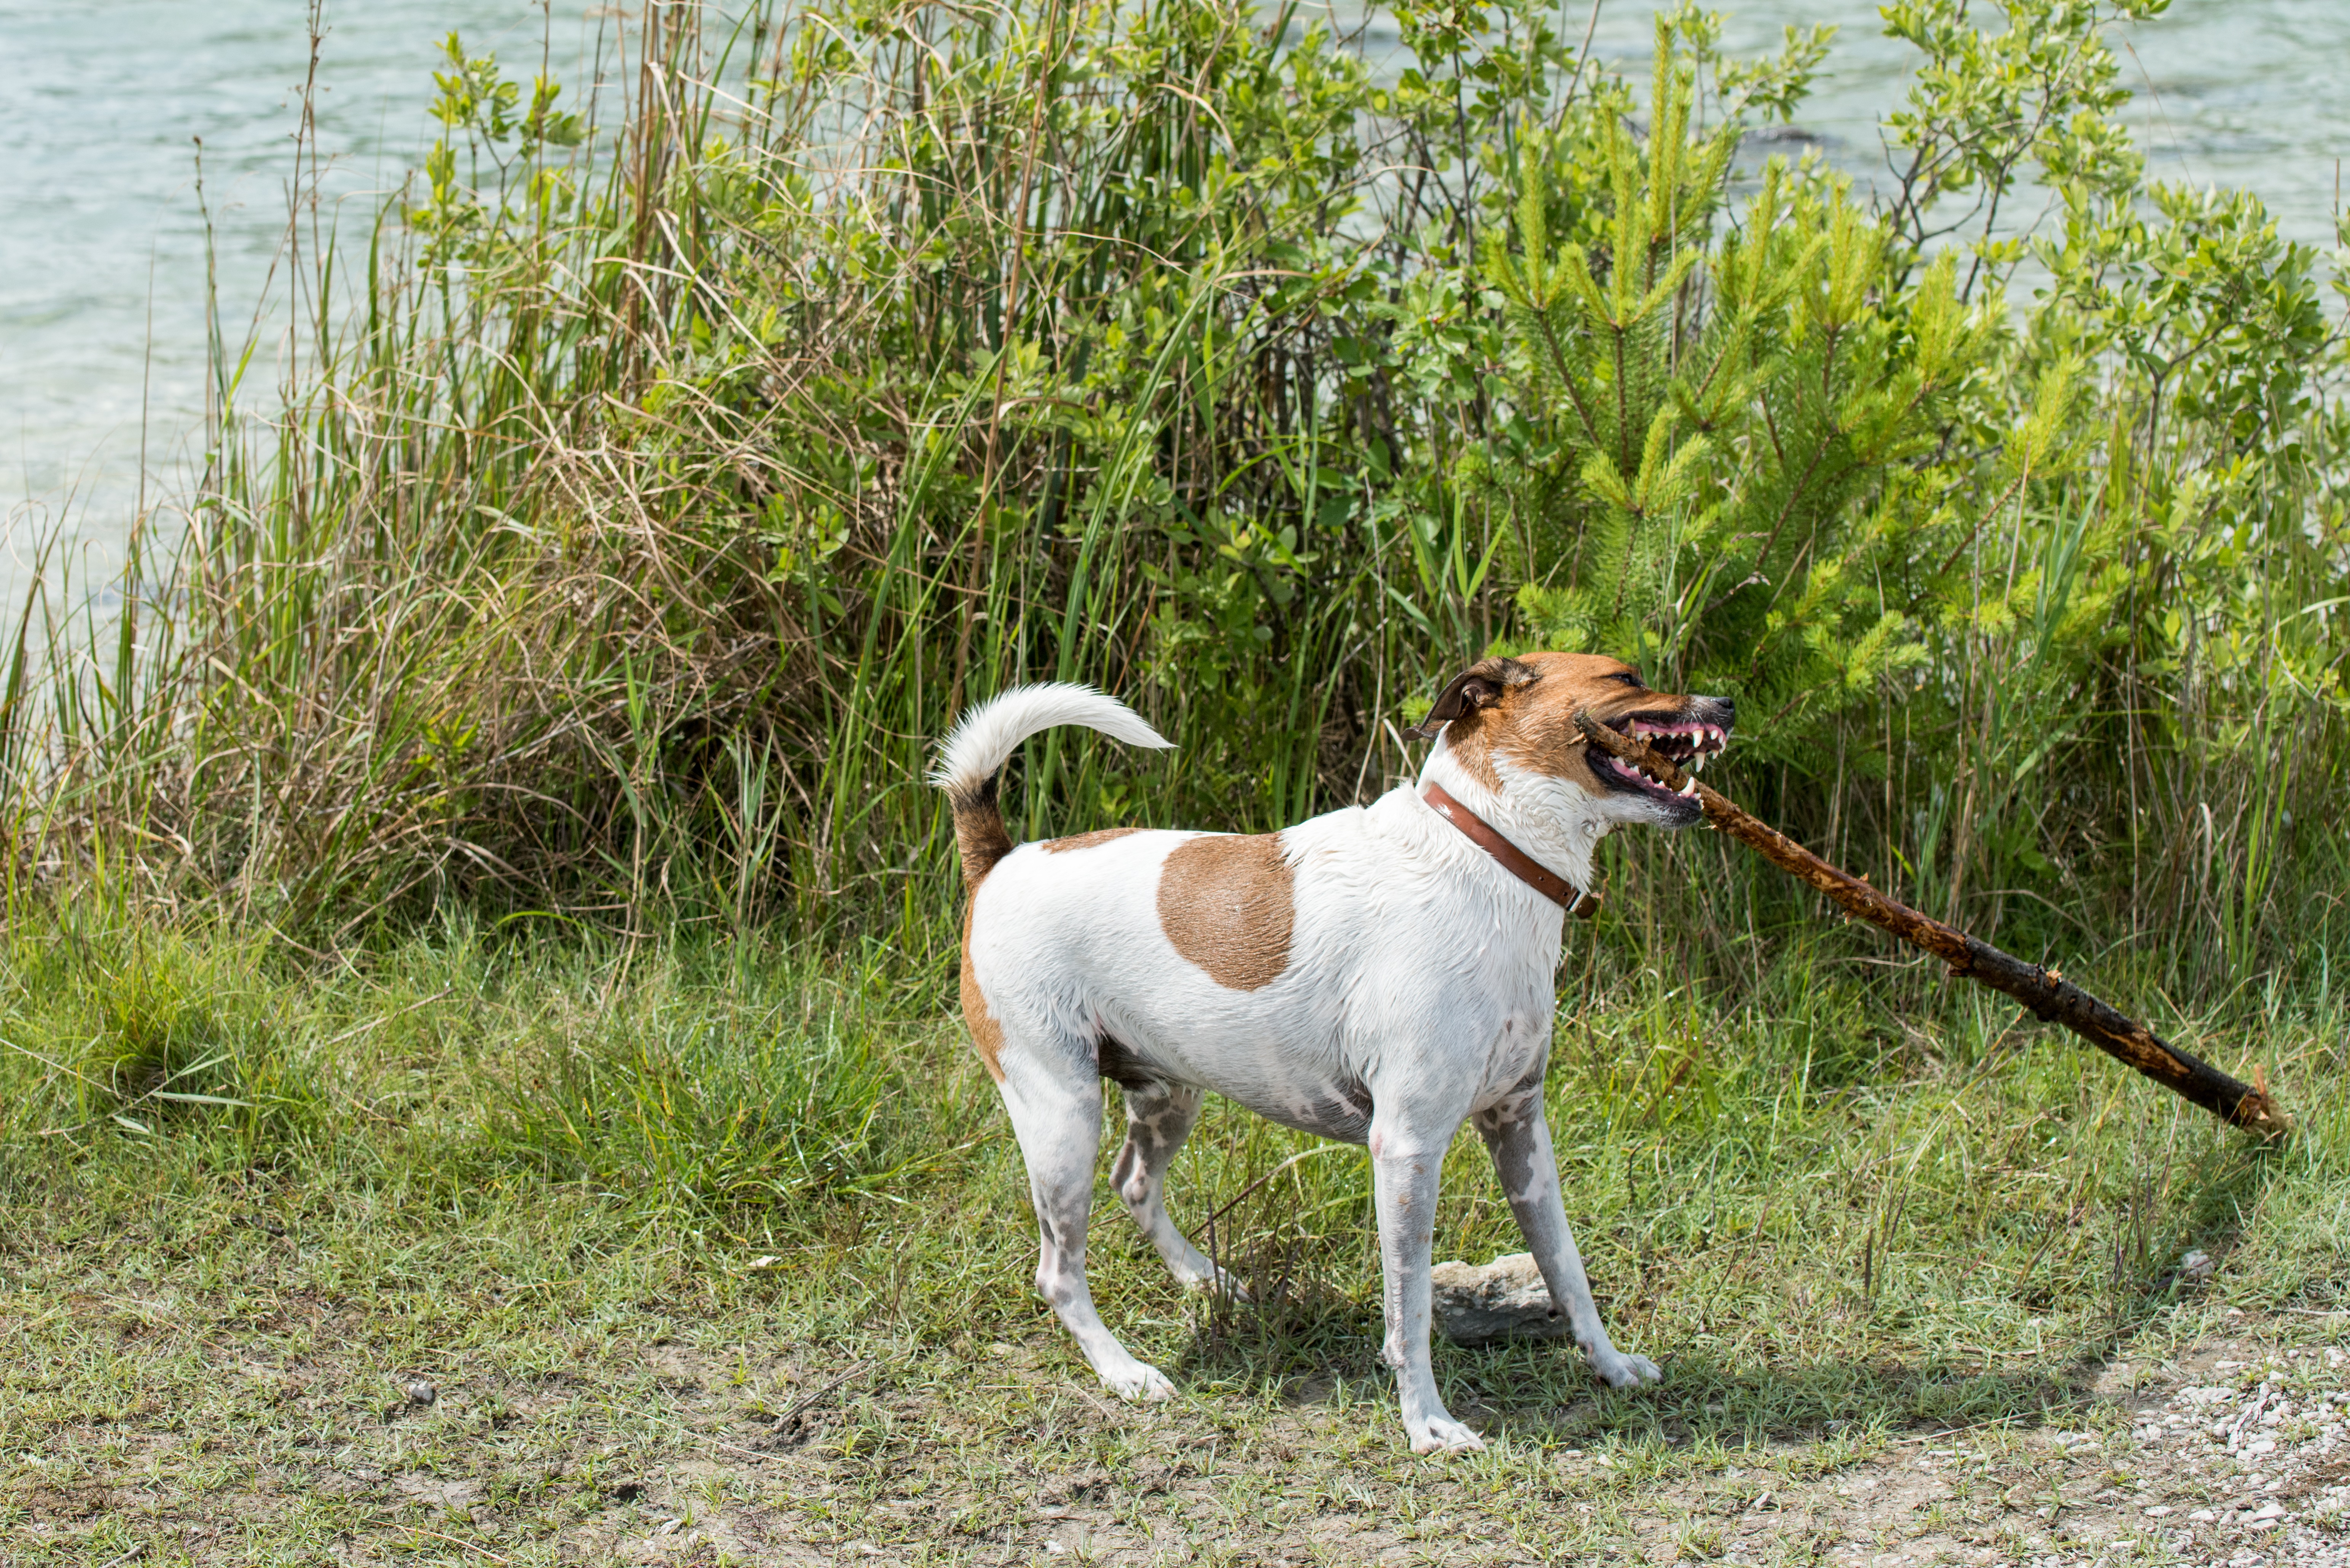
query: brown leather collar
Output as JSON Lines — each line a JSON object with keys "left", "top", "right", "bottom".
{"left": 1421, "top": 782, "right": 1601, "bottom": 919}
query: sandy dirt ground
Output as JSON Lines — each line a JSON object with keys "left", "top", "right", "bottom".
{"left": 14, "top": 1295, "right": 2348, "bottom": 1566}
{"left": 508, "top": 1328, "right": 2350, "bottom": 1564}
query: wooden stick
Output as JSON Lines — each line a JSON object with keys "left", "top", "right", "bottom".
{"left": 1573, "top": 712, "right": 2286, "bottom": 1135}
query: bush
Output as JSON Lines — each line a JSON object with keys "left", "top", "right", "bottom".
{"left": 0, "top": 0, "right": 2341, "bottom": 1003}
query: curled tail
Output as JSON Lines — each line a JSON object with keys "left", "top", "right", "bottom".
{"left": 932, "top": 683, "right": 1173, "bottom": 890}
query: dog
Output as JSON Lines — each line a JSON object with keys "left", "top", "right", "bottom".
{"left": 934, "top": 651, "right": 1733, "bottom": 1453}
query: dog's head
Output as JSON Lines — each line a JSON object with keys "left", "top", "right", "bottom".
{"left": 1412, "top": 652, "right": 1734, "bottom": 828}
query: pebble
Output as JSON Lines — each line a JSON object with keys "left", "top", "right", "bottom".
{"left": 2121, "top": 1352, "right": 2350, "bottom": 1565}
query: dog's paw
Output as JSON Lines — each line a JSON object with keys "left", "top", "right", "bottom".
{"left": 1407, "top": 1415, "right": 1486, "bottom": 1456}
{"left": 1593, "top": 1350, "right": 1663, "bottom": 1388}
{"left": 1101, "top": 1361, "right": 1177, "bottom": 1402}
{"left": 1188, "top": 1268, "right": 1251, "bottom": 1303}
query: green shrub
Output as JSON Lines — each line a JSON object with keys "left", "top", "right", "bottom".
{"left": 0, "top": 0, "right": 2338, "bottom": 1005}
{"left": 1486, "top": 36, "right": 2001, "bottom": 753}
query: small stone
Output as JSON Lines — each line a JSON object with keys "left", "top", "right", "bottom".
{"left": 2180, "top": 1250, "right": 2215, "bottom": 1282}
{"left": 2143, "top": 1505, "right": 2173, "bottom": 1517}
{"left": 403, "top": 1378, "right": 438, "bottom": 1405}
{"left": 1429, "top": 1254, "right": 1572, "bottom": 1346}
{"left": 2188, "top": 1509, "right": 2217, "bottom": 1522}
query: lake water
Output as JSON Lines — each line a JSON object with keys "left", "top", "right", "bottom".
{"left": 0, "top": 0, "right": 609, "bottom": 597}
{"left": 4, "top": 0, "right": 2344, "bottom": 600}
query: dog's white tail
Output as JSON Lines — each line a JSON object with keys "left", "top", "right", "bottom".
{"left": 932, "top": 683, "right": 1173, "bottom": 888}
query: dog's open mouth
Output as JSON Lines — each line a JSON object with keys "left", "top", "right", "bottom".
{"left": 1592, "top": 715, "right": 1727, "bottom": 801}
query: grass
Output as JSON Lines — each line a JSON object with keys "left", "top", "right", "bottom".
{"left": 3, "top": 909, "right": 2344, "bottom": 1561}
{"left": 1, "top": 5, "right": 2346, "bottom": 1557}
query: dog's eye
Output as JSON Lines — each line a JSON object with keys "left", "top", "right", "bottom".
{"left": 1607, "top": 671, "right": 1645, "bottom": 688}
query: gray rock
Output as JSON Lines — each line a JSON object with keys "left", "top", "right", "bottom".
{"left": 1431, "top": 1253, "right": 1570, "bottom": 1346}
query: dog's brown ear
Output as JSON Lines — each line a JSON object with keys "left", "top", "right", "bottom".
{"left": 1408, "top": 657, "right": 1535, "bottom": 739}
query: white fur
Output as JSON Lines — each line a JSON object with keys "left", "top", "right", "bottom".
{"left": 931, "top": 682, "right": 1174, "bottom": 796}
{"left": 948, "top": 685, "right": 1685, "bottom": 1456}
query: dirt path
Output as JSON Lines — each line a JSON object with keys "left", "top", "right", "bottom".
{"left": 498, "top": 1331, "right": 2350, "bottom": 1564}
{"left": 12, "top": 1287, "right": 2347, "bottom": 1566}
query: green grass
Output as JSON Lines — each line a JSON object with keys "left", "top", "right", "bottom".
{"left": 3, "top": 1, "right": 2347, "bottom": 1559}
{"left": 3, "top": 911, "right": 2343, "bottom": 1561}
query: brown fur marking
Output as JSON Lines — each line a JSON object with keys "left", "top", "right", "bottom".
{"left": 1156, "top": 833, "right": 1295, "bottom": 991}
{"left": 1442, "top": 652, "right": 1686, "bottom": 793}
{"left": 1043, "top": 826, "right": 1146, "bottom": 854}
{"left": 1443, "top": 718, "right": 1507, "bottom": 791}
{"left": 1424, "top": 656, "right": 1532, "bottom": 790}
{"left": 960, "top": 907, "right": 1006, "bottom": 1082}
{"left": 950, "top": 777, "right": 1015, "bottom": 890}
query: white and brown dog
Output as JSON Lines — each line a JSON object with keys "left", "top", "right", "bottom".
{"left": 936, "top": 652, "right": 1733, "bottom": 1453}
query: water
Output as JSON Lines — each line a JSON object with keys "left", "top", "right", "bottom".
{"left": 1562, "top": 0, "right": 2350, "bottom": 241}
{"left": 3, "top": 0, "right": 2344, "bottom": 600}
{"left": 0, "top": 0, "right": 609, "bottom": 594}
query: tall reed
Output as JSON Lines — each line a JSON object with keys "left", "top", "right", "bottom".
{"left": 0, "top": 0, "right": 2340, "bottom": 1017}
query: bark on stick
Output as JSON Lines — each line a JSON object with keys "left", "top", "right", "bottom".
{"left": 1574, "top": 712, "right": 2285, "bottom": 1135}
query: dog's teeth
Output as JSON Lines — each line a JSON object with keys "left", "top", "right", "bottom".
{"left": 1678, "top": 777, "right": 1698, "bottom": 797}
{"left": 1690, "top": 753, "right": 1704, "bottom": 773}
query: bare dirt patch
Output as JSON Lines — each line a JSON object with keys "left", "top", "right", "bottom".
{"left": 6, "top": 1224, "right": 2348, "bottom": 1566}
{"left": 709, "top": 1327, "right": 2350, "bottom": 1566}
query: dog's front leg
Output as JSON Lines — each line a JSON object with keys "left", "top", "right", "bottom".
{"left": 1370, "top": 1119, "right": 1483, "bottom": 1455}
{"left": 1475, "top": 1089, "right": 1662, "bottom": 1389}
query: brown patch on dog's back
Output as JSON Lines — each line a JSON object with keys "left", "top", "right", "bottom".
{"left": 1043, "top": 826, "right": 1144, "bottom": 854}
{"left": 1156, "top": 834, "right": 1295, "bottom": 991}
{"left": 960, "top": 910, "right": 1006, "bottom": 1081}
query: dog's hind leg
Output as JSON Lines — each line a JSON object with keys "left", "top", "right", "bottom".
{"left": 1474, "top": 1086, "right": 1662, "bottom": 1389}
{"left": 996, "top": 1048, "right": 1177, "bottom": 1402}
{"left": 1109, "top": 1081, "right": 1242, "bottom": 1296}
